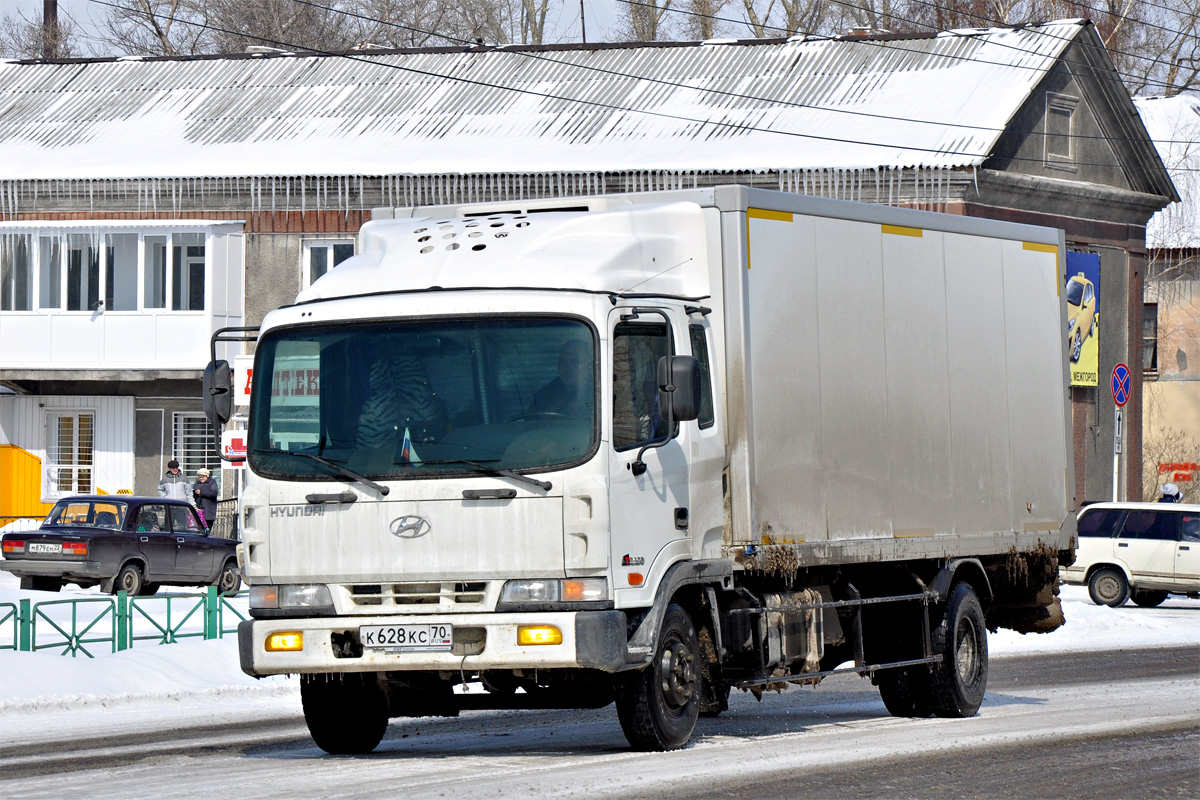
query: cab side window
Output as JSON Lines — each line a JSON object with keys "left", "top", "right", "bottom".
{"left": 169, "top": 505, "right": 203, "bottom": 534}
{"left": 1077, "top": 508, "right": 1124, "bottom": 537}
{"left": 1119, "top": 510, "right": 1179, "bottom": 541}
{"left": 688, "top": 324, "right": 715, "bottom": 429}
{"left": 612, "top": 322, "right": 670, "bottom": 450}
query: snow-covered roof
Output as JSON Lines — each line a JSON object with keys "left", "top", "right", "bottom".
{"left": 1134, "top": 93, "right": 1200, "bottom": 248}
{"left": 0, "top": 21, "right": 1090, "bottom": 181}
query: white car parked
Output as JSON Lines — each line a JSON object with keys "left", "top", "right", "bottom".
{"left": 1061, "top": 502, "right": 1200, "bottom": 607}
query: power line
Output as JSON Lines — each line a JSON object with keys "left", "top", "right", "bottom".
{"left": 620, "top": 0, "right": 1199, "bottom": 96}
{"left": 289, "top": 0, "right": 1194, "bottom": 149}
{"left": 62, "top": 0, "right": 1194, "bottom": 175}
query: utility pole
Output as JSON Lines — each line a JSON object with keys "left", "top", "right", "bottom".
{"left": 42, "top": 0, "right": 60, "bottom": 59}
{"left": 580, "top": 0, "right": 587, "bottom": 44}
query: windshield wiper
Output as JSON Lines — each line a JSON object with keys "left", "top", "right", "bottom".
{"left": 419, "top": 459, "right": 552, "bottom": 492}
{"left": 252, "top": 448, "right": 390, "bottom": 496}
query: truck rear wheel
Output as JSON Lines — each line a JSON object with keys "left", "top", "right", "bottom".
{"left": 301, "top": 672, "right": 389, "bottom": 754}
{"left": 877, "top": 665, "right": 932, "bottom": 718}
{"left": 615, "top": 604, "right": 700, "bottom": 751}
{"left": 928, "top": 582, "right": 988, "bottom": 718}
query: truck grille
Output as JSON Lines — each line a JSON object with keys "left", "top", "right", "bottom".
{"left": 347, "top": 581, "right": 489, "bottom": 609}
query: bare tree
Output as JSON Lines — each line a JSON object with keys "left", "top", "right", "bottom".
{"left": 100, "top": 0, "right": 210, "bottom": 56}
{"left": 615, "top": 0, "right": 679, "bottom": 41}
{"left": 0, "top": 5, "right": 82, "bottom": 58}
{"left": 676, "top": 0, "right": 730, "bottom": 39}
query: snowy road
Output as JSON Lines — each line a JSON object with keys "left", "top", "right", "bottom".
{"left": 1, "top": 646, "right": 1196, "bottom": 799}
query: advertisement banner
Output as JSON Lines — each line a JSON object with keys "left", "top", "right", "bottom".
{"left": 1065, "top": 251, "right": 1101, "bottom": 386}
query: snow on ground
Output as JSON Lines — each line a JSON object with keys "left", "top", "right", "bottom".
{"left": 0, "top": 567, "right": 1196, "bottom": 745}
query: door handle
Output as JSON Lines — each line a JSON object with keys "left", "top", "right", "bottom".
{"left": 1117, "top": 542, "right": 1128, "bottom": 547}
{"left": 140, "top": 536, "right": 149, "bottom": 542}
{"left": 1181, "top": 546, "right": 1191, "bottom": 551}
{"left": 177, "top": 537, "right": 185, "bottom": 543}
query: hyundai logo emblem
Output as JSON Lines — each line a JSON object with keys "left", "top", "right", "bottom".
{"left": 389, "top": 515, "right": 431, "bottom": 539}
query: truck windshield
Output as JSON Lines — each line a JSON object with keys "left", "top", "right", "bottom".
{"left": 248, "top": 317, "right": 597, "bottom": 481}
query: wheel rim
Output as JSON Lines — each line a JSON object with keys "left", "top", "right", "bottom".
{"left": 658, "top": 638, "right": 696, "bottom": 712}
{"left": 955, "top": 617, "right": 980, "bottom": 685}
{"left": 1095, "top": 574, "right": 1122, "bottom": 602}
{"left": 120, "top": 570, "right": 138, "bottom": 593}
{"left": 220, "top": 567, "right": 236, "bottom": 592}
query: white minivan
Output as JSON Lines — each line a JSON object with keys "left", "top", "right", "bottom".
{"left": 1061, "top": 502, "right": 1200, "bottom": 607}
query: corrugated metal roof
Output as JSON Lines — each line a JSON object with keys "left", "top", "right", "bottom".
{"left": 0, "top": 21, "right": 1087, "bottom": 180}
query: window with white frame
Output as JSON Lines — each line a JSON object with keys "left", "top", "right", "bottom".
{"left": 303, "top": 240, "right": 355, "bottom": 288}
{"left": 173, "top": 412, "right": 221, "bottom": 490}
{"left": 0, "top": 229, "right": 211, "bottom": 313}
{"left": 44, "top": 410, "right": 95, "bottom": 498}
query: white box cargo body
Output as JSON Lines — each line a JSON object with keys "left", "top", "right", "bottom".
{"left": 721, "top": 192, "right": 1071, "bottom": 565}
{"left": 222, "top": 185, "right": 1075, "bottom": 756}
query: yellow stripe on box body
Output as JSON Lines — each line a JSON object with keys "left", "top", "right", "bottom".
{"left": 748, "top": 208, "right": 793, "bottom": 222}
{"left": 881, "top": 224, "right": 923, "bottom": 237}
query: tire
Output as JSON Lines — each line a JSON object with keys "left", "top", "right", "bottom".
{"left": 215, "top": 560, "right": 241, "bottom": 595}
{"left": 929, "top": 582, "right": 988, "bottom": 718}
{"left": 615, "top": 604, "right": 701, "bottom": 751}
{"left": 301, "top": 672, "right": 389, "bottom": 755}
{"left": 1131, "top": 589, "right": 1168, "bottom": 608}
{"left": 1088, "top": 568, "right": 1130, "bottom": 607}
{"left": 878, "top": 665, "right": 933, "bottom": 718}
{"left": 113, "top": 563, "right": 143, "bottom": 596}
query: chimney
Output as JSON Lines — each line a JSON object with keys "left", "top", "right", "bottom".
{"left": 42, "top": 0, "right": 59, "bottom": 59}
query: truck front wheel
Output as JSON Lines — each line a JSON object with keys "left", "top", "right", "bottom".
{"left": 616, "top": 604, "right": 700, "bottom": 751}
{"left": 301, "top": 672, "right": 389, "bottom": 754}
{"left": 929, "top": 582, "right": 988, "bottom": 718}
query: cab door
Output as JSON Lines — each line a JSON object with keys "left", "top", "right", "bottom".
{"left": 608, "top": 308, "right": 691, "bottom": 597}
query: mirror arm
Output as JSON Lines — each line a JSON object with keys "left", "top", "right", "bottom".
{"left": 629, "top": 309, "right": 676, "bottom": 477}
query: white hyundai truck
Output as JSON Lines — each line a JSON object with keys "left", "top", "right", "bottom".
{"left": 206, "top": 186, "right": 1076, "bottom": 753}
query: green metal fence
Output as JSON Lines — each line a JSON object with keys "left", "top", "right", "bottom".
{"left": 0, "top": 588, "right": 248, "bottom": 657}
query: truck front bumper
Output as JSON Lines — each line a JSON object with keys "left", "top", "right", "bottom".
{"left": 239, "top": 610, "right": 628, "bottom": 677}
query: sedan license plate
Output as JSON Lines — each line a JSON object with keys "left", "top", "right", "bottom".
{"left": 360, "top": 624, "right": 453, "bottom": 652}
{"left": 27, "top": 543, "right": 62, "bottom": 555}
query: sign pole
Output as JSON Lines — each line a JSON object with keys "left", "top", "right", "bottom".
{"left": 1112, "top": 409, "right": 1123, "bottom": 502}
{"left": 1110, "top": 363, "right": 1131, "bottom": 502}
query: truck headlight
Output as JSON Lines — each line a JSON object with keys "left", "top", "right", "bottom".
{"left": 498, "top": 578, "right": 608, "bottom": 606}
{"left": 251, "top": 584, "right": 334, "bottom": 610}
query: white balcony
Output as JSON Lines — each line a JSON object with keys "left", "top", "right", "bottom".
{"left": 0, "top": 221, "right": 245, "bottom": 373}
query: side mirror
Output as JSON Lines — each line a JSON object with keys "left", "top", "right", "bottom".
{"left": 203, "top": 360, "right": 233, "bottom": 427}
{"left": 657, "top": 355, "right": 701, "bottom": 423}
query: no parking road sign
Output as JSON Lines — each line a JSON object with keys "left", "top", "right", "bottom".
{"left": 1111, "top": 363, "right": 1131, "bottom": 407}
